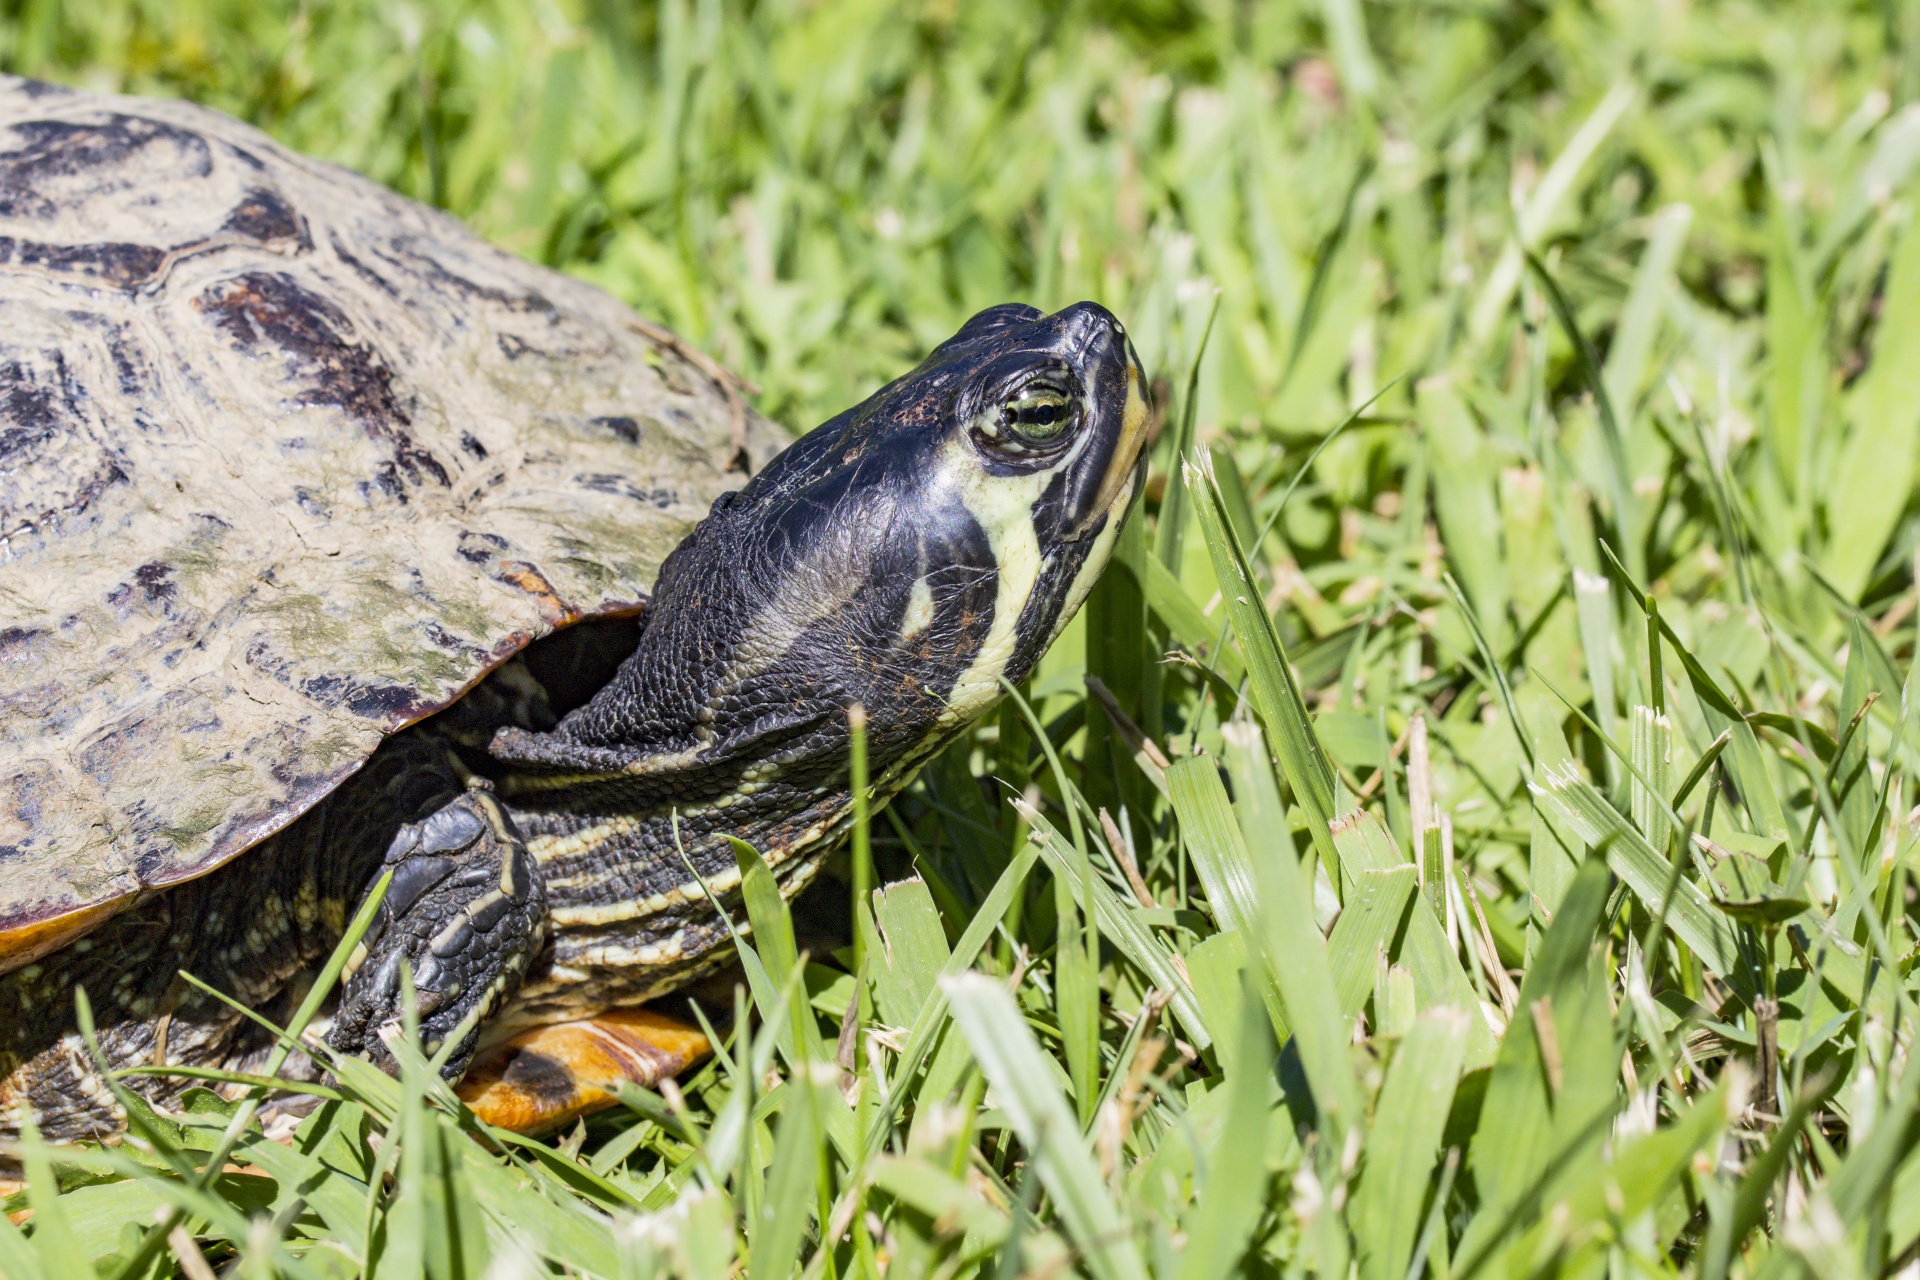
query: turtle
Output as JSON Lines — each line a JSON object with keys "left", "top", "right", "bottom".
{"left": 0, "top": 75, "right": 1150, "bottom": 1146}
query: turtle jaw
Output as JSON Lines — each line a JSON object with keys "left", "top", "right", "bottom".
{"left": 1075, "top": 354, "right": 1150, "bottom": 540}
{"left": 1045, "top": 302, "right": 1152, "bottom": 544}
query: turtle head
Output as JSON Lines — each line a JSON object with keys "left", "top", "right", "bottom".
{"left": 495, "top": 302, "right": 1147, "bottom": 878}
{"left": 799, "top": 298, "right": 1153, "bottom": 710}
{"left": 661, "top": 298, "right": 1148, "bottom": 747}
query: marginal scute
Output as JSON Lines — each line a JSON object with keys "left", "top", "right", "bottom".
{"left": 0, "top": 75, "right": 788, "bottom": 969}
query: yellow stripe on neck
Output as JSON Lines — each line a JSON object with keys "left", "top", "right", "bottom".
{"left": 935, "top": 433, "right": 1055, "bottom": 726}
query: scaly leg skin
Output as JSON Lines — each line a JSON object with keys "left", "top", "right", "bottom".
{"left": 326, "top": 782, "right": 547, "bottom": 1079}
{"left": 456, "top": 1008, "right": 712, "bottom": 1134}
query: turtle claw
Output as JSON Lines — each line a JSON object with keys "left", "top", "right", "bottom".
{"left": 327, "top": 785, "right": 548, "bottom": 1080}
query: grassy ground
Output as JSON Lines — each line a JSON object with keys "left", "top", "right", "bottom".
{"left": 5, "top": 0, "right": 1920, "bottom": 1275}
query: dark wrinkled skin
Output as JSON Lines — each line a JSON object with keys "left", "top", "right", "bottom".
{"left": 2, "top": 302, "right": 1147, "bottom": 1142}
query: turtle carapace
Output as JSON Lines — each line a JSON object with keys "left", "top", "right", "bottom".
{"left": 0, "top": 79, "right": 1149, "bottom": 1143}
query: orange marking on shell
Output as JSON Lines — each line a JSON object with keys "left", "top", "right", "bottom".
{"left": 494, "top": 561, "right": 580, "bottom": 627}
{"left": 0, "top": 901, "right": 122, "bottom": 976}
{"left": 455, "top": 1008, "right": 711, "bottom": 1134}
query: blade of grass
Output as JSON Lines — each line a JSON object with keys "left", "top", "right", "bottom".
{"left": 1332, "top": 809, "right": 1496, "bottom": 1064}
{"left": 865, "top": 839, "right": 1042, "bottom": 1159}
{"left": 1524, "top": 249, "right": 1637, "bottom": 580}
{"left": 1155, "top": 290, "right": 1220, "bottom": 574}
{"left": 1020, "top": 796, "right": 1211, "bottom": 1049}
{"left": 747, "top": 1067, "right": 826, "bottom": 1280}
{"left": 728, "top": 834, "right": 831, "bottom": 1067}
{"left": 1187, "top": 446, "right": 1342, "bottom": 878}
{"left": 1530, "top": 763, "right": 1752, "bottom": 997}
{"left": 1326, "top": 864, "right": 1417, "bottom": 1016}
{"left": 1173, "top": 977, "right": 1275, "bottom": 1280}
{"left": 1350, "top": 1009, "right": 1471, "bottom": 1280}
{"left": 942, "top": 973, "right": 1149, "bottom": 1280}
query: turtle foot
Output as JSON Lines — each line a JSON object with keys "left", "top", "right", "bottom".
{"left": 327, "top": 784, "right": 547, "bottom": 1079}
{"left": 454, "top": 1008, "right": 711, "bottom": 1134}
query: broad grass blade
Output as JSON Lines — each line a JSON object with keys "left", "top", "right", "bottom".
{"left": 1629, "top": 705, "right": 1674, "bottom": 853}
{"left": 1530, "top": 764, "right": 1752, "bottom": 998}
{"left": 1186, "top": 446, "right": 1342, "bottom": 878}
{"left": 1236, "top": 875, "right": 1353, "bottom": 1134}
{"left": 1834, "top": 618, "right": 1880, "bottom": 865}
{"left": 1184, "top": 930, "right": 1249, "bottom": 1071}
{"left": 1572, "top": 568, "right": 1620, "bottom": 758}
{"left": 746, "top": 1071, "right": 825, "bottom": 1280}
{"left": 1174, "top": 978, "right": 1275, "bottom": 1280}
{"left": 1182, "top": 752, "right": 1368, "bottom": 1137}
{"left": 729, "top": 836, "right": 830, "bottom": 1066}
{"left": 1054, "top": 855, "right": 1102, "bottom": 1125}
{"left": 1326, "top": 864, "right": 1416, "bottom": 1015}
{"left": 1024, "top": 803, "right": 1210, "bottom": 1048}
{"left": 1166, "top": 756, "right": 1287, "bottom": 1038}
{"left": 870, "top": 876, "right": 950, "bottom": 1029}
{"left": 1166, "top": 757, "right": 1264, "bottom": 942}
{"left": 1154, "top": 292, "right": 1216, "bottom": 575}
{"left": 942, "top": 974, "right": 1149, "bottom": 1280}
{"left": 1525, "top": 250, "right": 1638, "bottom": 579}
{"left": 867, "top": 840, "right": 1042, "bottom": 1158}
{"left": 1333, "top": 809, "right": 1495, "bottom": 1065}
{"left": 1458, "top": 859, "right": 1615, "bottom": 1266}
{"left": 1350, "top": 1009, "right": 1471, "bottom": 1280}
{"left": 1825, "top": 199, "right": 1920, "bottom": 598}
{"left": 1423, "top": 378, "right": 1511, "bottom": 651}
{"left": 0, "top": 1211, "right": 47, "bottom": 1280}
{"left": 1602, "top": 203, "right": 1691, "bottom": 421}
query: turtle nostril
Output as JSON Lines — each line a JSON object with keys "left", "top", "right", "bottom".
{"left": 1052, "top": 301, "right": 1124, "bottom": 351}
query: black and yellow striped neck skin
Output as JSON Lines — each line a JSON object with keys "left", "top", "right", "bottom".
{"left": 483, "top": 302, "right": 1149, "bottom": 1016}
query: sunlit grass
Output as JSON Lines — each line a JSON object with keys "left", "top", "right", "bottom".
{"left": 4, "top": 0, "right": 1920, "bottom": 1276}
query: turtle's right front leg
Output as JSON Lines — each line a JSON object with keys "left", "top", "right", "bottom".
{"left": 327, "top": 782, "right": 548, "bottom": 1080}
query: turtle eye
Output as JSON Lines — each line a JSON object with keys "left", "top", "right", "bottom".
{"left": 993, "top": 382, "right": 1076, "bottom": 448}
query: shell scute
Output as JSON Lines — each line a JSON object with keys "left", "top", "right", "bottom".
{"left": 0, "top": 113, "right": 211, "bottom": 222}
{"left": 0, "top": 76, "right": 784, "bottom": 969}
{"left": 192, "top": 267, "right": 452, "bottom": 499}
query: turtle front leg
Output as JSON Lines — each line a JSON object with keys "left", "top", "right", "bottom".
{"left": 327, "top": 781, "right": 547, "bottom": 1079}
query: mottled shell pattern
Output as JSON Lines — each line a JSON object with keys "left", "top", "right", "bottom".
{"left": 0, "top": 76, "right": 783, "bottom": 970}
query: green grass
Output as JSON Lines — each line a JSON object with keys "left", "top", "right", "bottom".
{"left": 5, "top": 0, "right": 1920, "bottom": 1276}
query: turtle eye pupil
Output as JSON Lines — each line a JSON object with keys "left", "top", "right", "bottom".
{"left": 999, "top": 385, "right": 1073, "bottom": 443}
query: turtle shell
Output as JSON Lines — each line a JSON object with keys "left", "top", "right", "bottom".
{"left": 0, "top": 76, "right": 784, "bottom": 972}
